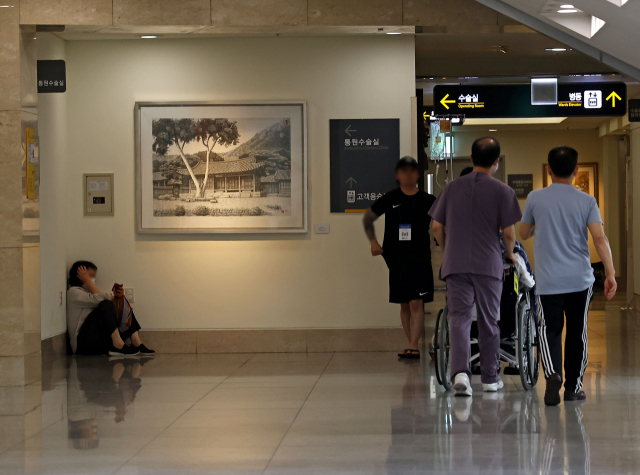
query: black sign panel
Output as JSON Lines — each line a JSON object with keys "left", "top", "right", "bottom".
{"left": 434, "top": 82, "right": 627, "bottom": 118}
{"left": 508, "top": 174, "right": 533, "bottom": 199}
{"left": 37, "top": 60, "right": 66, "bottom": 93}
{"left": 629, "top": 99, "right": 640, "bottom": 122}
{"left": 330, "top": 119, "right": 400, "bottom": 213}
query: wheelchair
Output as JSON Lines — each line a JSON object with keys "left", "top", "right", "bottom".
{"left": 433, "top": 265, "right": 540, "bottom": 391}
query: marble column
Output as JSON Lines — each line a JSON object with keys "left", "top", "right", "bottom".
{"left": 0, "top": 2, "right": 41, "bottom": 388}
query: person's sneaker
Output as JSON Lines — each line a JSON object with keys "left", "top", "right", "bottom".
{"left": 564, "top": 390, "right": 587, "bottom": 402}
{"left": 453, "top": 373, "right": 473, "bottom": 397}
{"left": 544, "top": 373, "right": 563, "bottom": 406}
{"left": 134, "top": 344, "right": 155, "bottom": 355}
{"left": 482, "top": 378, "right": 504, "bottom": 392}
{"left": 108, "top": 344, "right": 140, "bottom": 357}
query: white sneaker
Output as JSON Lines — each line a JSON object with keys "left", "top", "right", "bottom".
{"left": 482, "top": 378, "right": 504, "bottom": 392}
{"left": 453, "top": 373, "right": 473, "bottom": 397}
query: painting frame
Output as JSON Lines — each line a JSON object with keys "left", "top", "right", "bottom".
{"left": 135, "top": 101, "right": 307, "bottom": 234}
{"left": 542, "top": 162, "right": 599, "bottom": 205}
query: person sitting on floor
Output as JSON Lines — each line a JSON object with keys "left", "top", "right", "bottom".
{"left": 66, "top": 260, "right": 154, "bottom": 357}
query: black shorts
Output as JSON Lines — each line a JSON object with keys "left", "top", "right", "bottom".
{"left": 385, "top": 254, "right": 434, "bottom": 304}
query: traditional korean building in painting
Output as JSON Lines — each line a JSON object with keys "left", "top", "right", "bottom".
{"left": 153, "top": 172, "right": 170, "bottom": 187}
{"left": 260, "top": 170, "right": 292, "bottom": 197}
{"left": 177, "top": 158, "right": 265, "bottom": 197}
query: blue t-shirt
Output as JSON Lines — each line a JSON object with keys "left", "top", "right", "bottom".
{"left": 521, "top": 183, "right": 602, "bottom": 295}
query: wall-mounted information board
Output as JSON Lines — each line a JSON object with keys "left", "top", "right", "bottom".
{"left": 330, "top": 119, "right": 400, "bottom": 213}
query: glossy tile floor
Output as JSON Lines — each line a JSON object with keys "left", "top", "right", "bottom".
{"left": 3, "top": 295, "right": 640, "bottom": 474}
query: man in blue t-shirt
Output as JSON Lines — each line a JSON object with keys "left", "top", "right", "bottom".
{"left": 520, "top": 146, "right": 617, "bottom": 406}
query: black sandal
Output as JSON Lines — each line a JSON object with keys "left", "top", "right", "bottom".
{"left": 398, "top": 349, "right": 420, "bottom": 359}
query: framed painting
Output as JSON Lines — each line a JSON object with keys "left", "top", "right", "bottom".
{"left": 542, "top": 162, "right": 599, "bottom": 205}
{"left": 135, "top": 102, "right": 307, "bottom": 234}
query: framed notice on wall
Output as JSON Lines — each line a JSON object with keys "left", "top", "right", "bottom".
{"left": 508, "top": 174, "right": 533, "bottom": 199}
{"left": 543, "top": 162, "right": 599, "bottom": 205}
{"left": 135, "top": 101, "right": 307, "bottom": 234}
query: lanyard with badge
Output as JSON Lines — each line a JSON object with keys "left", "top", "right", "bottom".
{"left": 398, "top": 194, "right": 417, "bottom": 241}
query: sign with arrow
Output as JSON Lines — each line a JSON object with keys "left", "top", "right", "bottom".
{"left": 433, "top": 82, "right": 627, "bottom": 118}
{"left": 330, "top": 119, "right": 400, "bottom": 213}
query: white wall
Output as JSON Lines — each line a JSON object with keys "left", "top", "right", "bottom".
{"left": 38, "top": 33, "right": 69, "bottom": 340}
{"left": 631, "top": 122, "right": 640, "bottom": 296}
{"left": 61, "top": 36, "right": 416, "bottom": 330}
{"left": 444, "top": 129, "right": 605, "bottom": 270}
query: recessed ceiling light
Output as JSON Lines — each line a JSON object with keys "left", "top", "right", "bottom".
{"left": 141, "top": 35, "right": 157, "bottom": 39}
{"left": 386, "top": 32, "right": 401, "bottom": 35}
{"left": 558, "top": 8, "right": 578, "bottom": 13}
{"left": 560, "top": 4, "right": 575, "bottom": 8}
{"left": 489, "top": 129, "right": 498, "bottom": 132}
{"left": 546, "top": 48, "right": 567, "bottom": 51}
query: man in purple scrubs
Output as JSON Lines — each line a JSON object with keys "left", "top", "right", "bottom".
{"left": 429, "top": 137, "right": 522, "bottom": 396}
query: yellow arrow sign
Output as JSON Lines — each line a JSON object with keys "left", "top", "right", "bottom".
{"left": 606, "top": 91, "right": 621, "bottom": 107}
{"left": 440, "top": 94, "right": 456, "bottom": 110}
{"left": 423, "top": 111, "right": 429, "bottom": 120}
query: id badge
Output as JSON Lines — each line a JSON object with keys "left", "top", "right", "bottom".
{"left": 399, "top": 224, "right": 411, "bottom": 241}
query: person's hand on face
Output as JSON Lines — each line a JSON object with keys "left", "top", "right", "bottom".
{"left": 76, "top": 266, "right": 92, "bottom": 285}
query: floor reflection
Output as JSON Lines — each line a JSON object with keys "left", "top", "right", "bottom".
{"left": 386, "top": 360, "right": 592, "bottom": 475}
{"left": 4, "top": 297, "right": 639, "bottom": 474}
{"left": 67, "top": 357, "right": 148, "bottom": 450}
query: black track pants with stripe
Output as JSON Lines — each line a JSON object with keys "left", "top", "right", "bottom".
{"left": 537, "top": 285, "right": 594, "bottom": 392}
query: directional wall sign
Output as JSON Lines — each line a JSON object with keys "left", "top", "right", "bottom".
{"left": 433, "top": 82, "right": 627, "bottom": 118}
{"left": 629, "top": 99, "right": 640, "bottom": 122}
{"left": 330, "top": 119, "right": 400, "bottom": 213}
{"left": 37, "top": 60, "right": 66, "bottom": 93}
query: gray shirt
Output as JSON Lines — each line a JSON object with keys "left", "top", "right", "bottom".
{"left": 67, "top": 286, "right": 113, "bottom": 353}
{"left": 521, "top": 183, "right": 602, "bottom": 295}
{"left": 429, "top": 172, "right": 522, "bottom": 280}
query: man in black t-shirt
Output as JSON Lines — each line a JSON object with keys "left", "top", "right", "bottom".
{"left": 363, "top": 156, "right": 436, "bottom": 359}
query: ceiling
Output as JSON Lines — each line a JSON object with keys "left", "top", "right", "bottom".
{"left": 476, "top": 0, "right": 640, "bottom": 80}
{"left": 415, "top": 29, "right": 617, "bottom": 78}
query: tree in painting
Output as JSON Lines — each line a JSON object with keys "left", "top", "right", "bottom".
{"left": 193, "top": 119, "right": 240, "bottom": 198}
{"left": 152, "top": 118, "right": 201, "bottom": 196}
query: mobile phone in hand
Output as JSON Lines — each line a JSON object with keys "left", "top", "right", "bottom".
{"left": 112, "top": 283, "right": 123, "bottom": 292}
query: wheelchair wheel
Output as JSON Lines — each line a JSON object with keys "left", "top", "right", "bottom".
{"left": 433, "top": 309, "right": 443, "bottom": 386}
{"left": 517, "top": 297, "right": 540, "bottom": 390}
{"left": 435, "top": 306, "right": 453, "bottom": 390}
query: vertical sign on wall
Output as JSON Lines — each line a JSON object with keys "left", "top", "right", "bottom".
{"left": 37, "top": 60, "right": 66, "bottom": 93}
{"left": 330, "top": 119, "right": 400, "bottom": 213}
{"left": 25, "top": 128, "right": 36, "bottom": 199}
{"left": 629, "top": 99, "right": 640, "bottom": 122}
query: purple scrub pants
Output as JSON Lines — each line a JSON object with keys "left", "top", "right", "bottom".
{"left": 446, "top": 273, "right": 503, "bottom": 384}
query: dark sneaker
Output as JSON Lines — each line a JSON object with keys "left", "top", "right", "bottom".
{"left": 109, "top": 344, "right": 140, "bottom": 357}
{"left": 564, "top": 390, "right": 587, "bottom": 402}
{"left": 134, "top": 344, "right": 155, "bottom": 355}
{"left": 544, "top": 373, "right": 563, "bottom": 406}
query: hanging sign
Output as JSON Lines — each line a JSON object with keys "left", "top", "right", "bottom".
{"left": 433, "top": 82, "right": 627, "bottom": 118}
